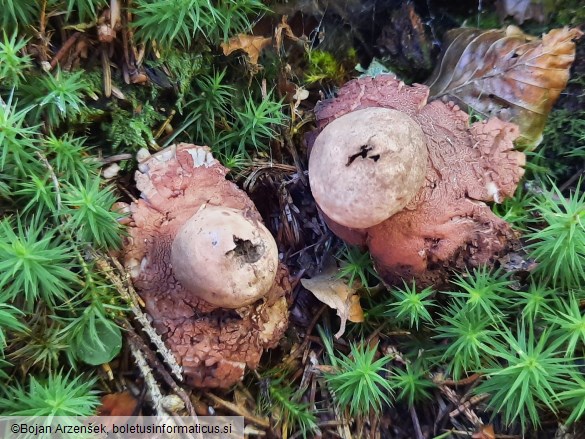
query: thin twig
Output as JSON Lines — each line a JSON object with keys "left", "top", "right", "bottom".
{"left": 559, "top": 166, "right": 585, "bottom": 192}
{"left": 283, "top": 304, "right": 327, "bottom": 370}
{"left": 129, "top": 339, "right": 205, "bottom": 439}
{"left": 49, "top": 32, "right": 81, "bottom": 70}
{"left": 289, "top": 420, "right": 343, "bottom": 439}
{"left": 439, "top": 373, "right": 482, "bottom": 387}
{"left": 365, "top": 321, "right": 388, "bottom": 345}
{"left": 154, "top": 110, "right": 176, "bottom": 140}
{"left": 125, "top": 327, "right": 195, "bottom": 417}
{"left": 40, "top": 0, "right": 47, "bottom": 36}
{"left": 449, "top": 393, "right": 490, "bottom": 418}
{"left": 99, "top": 153, "right": 133, "bottom": 165}
{"left": 38, "top": 0, "right": 49, "bottom": 64}
{"left": 101, "top": 46, "right": 112, "bottom": 98}
{"left": 438, "top": 384, "right": 483, "bottom": 427}
{"left": 204, "top": 392, "right": 270, "bottom": 429}
{"left": 128, "top": 337, "right": 166, "bottom": 418}
{"left": 410, "top": 406, "right": 425, "bottom": 439}
{"left": 96, "top": 254, "right": 183, "bottom": 380}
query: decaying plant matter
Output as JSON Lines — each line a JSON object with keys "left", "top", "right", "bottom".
{"left": 427, "top": 26, "right": 583, "bottom": 149}
{"left": 120, "top": 143, "right": 290, "bottom": 388}
{"left": 308, "top": 75, "right": 526, "bottom": 287}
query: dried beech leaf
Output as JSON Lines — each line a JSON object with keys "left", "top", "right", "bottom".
{"left": 98, "top": 392, "right": 138, "bottom": 417}
{"left": 275, "top": 15, "right": 301, "bottom": 50}
{"left": 220, "top": 34, "right": 272, "bottom": 66}
{"left": 472, "top": 424, "right": 495, "bottom": 439}
{"left": 301, "top": 272, "right": 364, "bottom": 339}
{"left": 496, "top": 0, "right": 550, "bottom": 24}
{"left": 427, "top": 26, "right": 583, "bottom": 149}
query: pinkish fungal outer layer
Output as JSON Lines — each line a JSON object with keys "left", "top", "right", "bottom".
{"left": 309, "top": 75, "right": 526, "bottom": 286}
{"left": 121, "top": 143, "right": 289, "bottom": 388}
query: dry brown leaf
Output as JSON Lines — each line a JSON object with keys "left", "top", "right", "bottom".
{"left": 427, "top": 26, "right": 583, "bottom": 149}
{"left": 496, "top": 0, "right": 549, "bottom": 24}
{"left": 97, "top": 392, "right": 138, "bottom": 417}
{"left": 301, "top": 272, "right": 364, "bottom": 339}
{"left": 274, "top": 15, "right": 302, "bottom": 50}
{"left": 312, "top": 364, "right": 336, "bottom": 374}
{"left": 220, "top": 34, "right": 272, "bottom": 66}
{"left": 472, "top": 424, "right": 495, "bottom": 439}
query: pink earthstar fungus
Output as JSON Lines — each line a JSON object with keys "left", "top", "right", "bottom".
{"left": 308, "top": 75, "right": 526, "bottom": 286}
{"left": 120, "top": 143, "right": 289, "bottom": 388}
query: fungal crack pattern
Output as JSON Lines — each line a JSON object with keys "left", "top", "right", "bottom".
{"left": 228, "top": 236, "right": 264, "bottom": 263}
{"left": 346, "top": 144, "right": 380, "bottom": 166}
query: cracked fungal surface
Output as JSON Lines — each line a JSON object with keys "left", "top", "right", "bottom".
{"left": 120, "top": 143, "right": 289, "bottom": 388}
{"left": 228, "top": 237, "right": 264, "bottom": 264}
{"left": 309, "top": 75, "right": 526, "bottom": 287}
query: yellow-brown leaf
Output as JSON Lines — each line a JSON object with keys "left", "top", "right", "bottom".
{"left": 427, "top": 26, "right": 583, "bottom": 149}
{"left": 472, "top": 424, "right": 495, "bottom": 439}
{"left": 220, "top": 34, "right": 272, "bottom": 66}
{"left": 301, "top": 272, "right": 364, "bottom": 339}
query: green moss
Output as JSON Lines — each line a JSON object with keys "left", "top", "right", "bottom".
{"left": 305, "top": 48, "right": 358, "bottom": 85}
{"left": 550, "top": 0, "right": 585, "bottom": 26}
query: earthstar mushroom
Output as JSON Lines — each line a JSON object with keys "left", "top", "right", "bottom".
{"left": 121, "top": 143, "right": 289, "bottom": 388}
{"left": 309, "top": 107, "right": 428, "bottom": 229}
{"left": 171, "top": 205, "right": 279, "bottom": 309}
{"left": 308, "top": 75, "right": 526, "bottom": 286}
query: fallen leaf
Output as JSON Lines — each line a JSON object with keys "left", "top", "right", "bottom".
{"left": 427, "top": 26, "right": 583, "bottom": 149}
{"left": 292, "top": 86, "right": 309, "bottom": 113}
{"left": 301, "top": 271, "right": 364, "bottom": 339}
{"left": 472, "top": 424, "right": 495, "bottom": 439}
{"left": 292, "top": 86, "right": 309, "bottom": 102}
{"left": 312, "top": 364, "right": 336, "bottom": 374}
{"left": 496, "top": 0, "right": 549, "bottom": 24}
{"left": 274, "top": 15, "right": 302, "bottom": 51}
{"left": 160, "top": 395, "right": 185, "bottom": 413}
{"left": 220, "top": 34, "right": 272, "bottom": 66}
{"left": 98, "top": 392, "right": 138, "bottom": 417}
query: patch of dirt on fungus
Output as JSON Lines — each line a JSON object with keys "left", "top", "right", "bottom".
{"left": 121, "top": 143, "right": 290, "bottom": 388}
{"left": 310, "top": 75, "right": 525, "bottom": 287}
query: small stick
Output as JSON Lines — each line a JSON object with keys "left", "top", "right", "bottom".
{"left": 96, "top": 254, "right": 183, "bottom": 380}
{"left": 50, "top": 32, "right": 81, "bottom": 70}
{"left": 40, "top": 0, "right": 47, "bottom": 36}
{"left": 439, "top": 384, "right": 483, "bottom": 427}
{"left": 116, "top": 182, "right": 138, "bottom": 203}
{"left": 126, "top": 327, "right": 195, "bottom": 417}
{"left": 449, "top": 394, "right": 490, "bottom": 418}
{"left": 101, "top": 46, "right": 112, "bottom": 98}
{"left": 204, "top": 392, "right": 270, "bottom": 429}
{"left": 410, "top": 406, "right": 425, "bottom": 439}
{"left": 559, "top": 166, "right": 585, "bottom": 192}
{"left": 439, "top": 373, "right": 482, "bottom": 387}
{"left": 289, "top": 420, "right": 343, "bottom": 439}
{"left": 129, "top": 339, "right": 205, "bottom": 439}
{"left": 154, "top": 110, "right": 176, "bottom": 140}
{"left": 282, "top": 304, "right": 327, "bottom": 369}
{"left": 99, "top": 153, "right": 133, "bottom": 164}
{"left": 365, "top": 321, "right": 388, "bottom": 345}
{"left": 128, "top": 337, "right": 166, "bottom": 418}
{"left": 38, "top": 0, "right": 50, "bottom": 64}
